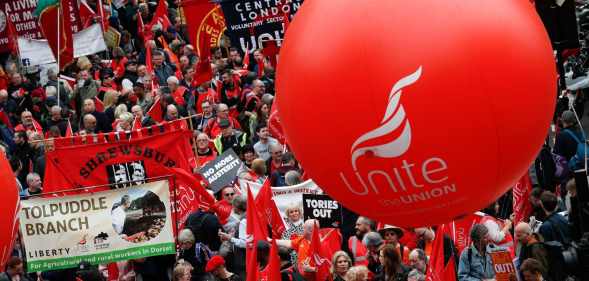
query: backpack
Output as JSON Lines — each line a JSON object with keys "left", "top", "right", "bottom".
{"left": 542, "top": 241, "right": 569, "bottom": 281}
{"left": 563, "top": 129, "right": 587, "bottom": 170}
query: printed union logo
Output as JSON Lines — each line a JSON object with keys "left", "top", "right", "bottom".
{"left": 351, "top": 66, "right": 422, "bottom": 170}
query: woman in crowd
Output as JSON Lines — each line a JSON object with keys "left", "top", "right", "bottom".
{"left": 102, "top": 90, "right": 120, "bottom": 124}
{"left": 282, "top": 203, "right": 304, "bottom": 239}
{"left": 330, "top": 251, "right": 352, "bottom": 281}
{"left": 116, "top": 112, "right": 134, "bottom": 132}
{"left": 376, "top": 244, "right": 410, "bottom": 281}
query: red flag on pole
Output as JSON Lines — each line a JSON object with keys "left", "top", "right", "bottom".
{"left": 159, "top": 36, "right": 183, "bottom": 79}
{"left": 150, "top": 0, "right": 171, "bottom": 30}
{"left": 96, "top": 0, "right": 109, "bottom": 30}
{"left": 132, "top": 115, "right": 142, "bottom": 131}
{"left": 267, "top": 239, "right": 282, "bottom": 281}
{"left": 308, "top": 223, "right": 331, "bottom": 281}
{"left": 246, "top": 186, "right": 268, "bottom": 281}
{"left": 255, "top": 180, "right": 286, "bottom": 239}
{"left": 146, "top": 45, "right": 154, "bottom": 75}
{"left": 426, "top": 224, "right": 456, "bottom": 281}
{"left": 268, "top": 106, "right": 286, "bottom": 144}
{"left": 512, "top": 173, "right": 533, "bottom": 225}
{"left": 93, "top": 97, "right": 105, "bottom": 112}
{"left": 147, "top": 96, "right": 163, "bottom": 123}
{"left": 65, "top": 119, "right": 73, "bottom": 137}
{"left": 79, "top": 0, "right": 96, "bottom": 28}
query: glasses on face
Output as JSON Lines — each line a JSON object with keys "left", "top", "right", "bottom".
{"left": 197, "top": 139, "right": 208, "bottom": 142}
{"left": 224, "top": 192, "right": 235, "bottom": 197}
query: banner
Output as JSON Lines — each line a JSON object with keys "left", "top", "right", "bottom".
{"left": 182, "top": 0, "right": 226, "bottom": 56}
{"left": 18, "top": 23, "right": 107, "bottom": 66}
{"left": 302, "top": 194, "right": 342, "bottom": 228}
{"left": 20, "top": 180, "right": 175, "bottom": 272}
{"left": 219, "top": 0, "right": 303, "bottom": 54}
{"left": 240, "top": 179, "right": 322, "bottom": 218}
{"left": 199, "top": 149, "right": 242, "bottom": 193}
{"left": 0, "top": 0, "right": 44, "bottom": 52}
{"left": 489, "top": 250, "right": 516, "bottom": 281}
{"left": 43, "top": 123, "right": 202, "bottom": 229}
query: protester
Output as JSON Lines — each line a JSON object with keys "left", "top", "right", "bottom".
{"left": 173, "top": 260, "right": 194, "bottom": 281}
{"left": 0, "top": 257, "right": 31, "bottom": 281}
{"left": 408, "top": 249, "right": 427, "bottom": 275}
{"left": 330, "top": 251, "right": 352, "bottom": 281}
{"left": 205, "top": 256, "right": 241, "bottom": 281}
{"left": 457, "top": 224, "right": 495, "bottom": 281}
{"left": 378, "top": 225, "right": 410, "bottom": 265}
{"left": 520, "top": 258, "right": 547, "bottom": 281}
{"left": 375, "top": 244, "right": 410, "bottom": 281}
{"left": 349, "top": 216, "right": 376, "bottom": 266}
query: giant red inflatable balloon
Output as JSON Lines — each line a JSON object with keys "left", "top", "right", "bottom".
{"left": 276, "top": 0, "right": 556, "bottom": 227}
{"left": 0, "top": 154, "right": 19, "bottom": 268}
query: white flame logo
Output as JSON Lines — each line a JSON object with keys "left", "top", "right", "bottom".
{"left": 351, "top": 66, "right": 423, "bottom": 171}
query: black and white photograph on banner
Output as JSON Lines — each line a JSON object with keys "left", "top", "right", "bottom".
{"left": 0, "top": 0, "right": 587, "bottom": 280}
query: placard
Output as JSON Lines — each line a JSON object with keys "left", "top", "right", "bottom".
{"left": 19, "top": 180, "right": 175, "bottom": 272}
{"left": 489, "top": 250, "right": 516, "bottom": 281}
{"left": 199, "top": 149, "right": 243, "bottom": 193}
{"left": 302, "top": 193, "right": 342, "bottom": 228}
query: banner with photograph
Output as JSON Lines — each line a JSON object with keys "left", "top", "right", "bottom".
{"left": 19, "top": 180, "right": 175, "bottom": 272}
{"left": 219, "top": 0, "right": 303, "bottom": 54}
{"left": 240, "top": 179, "right": 322, "bottom": 218}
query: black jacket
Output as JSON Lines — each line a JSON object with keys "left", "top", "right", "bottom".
{"left": 185, "top": 210, "right": 222, "bottom": 251}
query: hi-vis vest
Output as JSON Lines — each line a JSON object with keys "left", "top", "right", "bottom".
{"left": 348, "top": 236, "right": 369, "bottom": 266}
{"left": 213, "top": 132, "right": 248, "bottom": 154}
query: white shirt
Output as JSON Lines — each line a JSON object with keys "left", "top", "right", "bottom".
{"left": 254, "top": 137, "right": 278, "bottom": 161}
{"left": 111, "top": 206, "right": 127, "bottom": 234}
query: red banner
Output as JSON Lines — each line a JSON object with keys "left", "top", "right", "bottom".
{"left": 512, "top": 173, "right": 532, "bottom": 225}
{"left": 0, "top": 0, "right": 43, "bottom": 52}
{"left": 43, "top": 122, "right": 204, "bottom": 229}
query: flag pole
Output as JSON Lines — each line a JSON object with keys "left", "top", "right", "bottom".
{"left": 57, "top": 2, "right": 61, "bottom": 108}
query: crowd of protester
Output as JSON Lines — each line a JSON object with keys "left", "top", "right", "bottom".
{"left": 0, "top": 0, "right": 585, "bottom": 280}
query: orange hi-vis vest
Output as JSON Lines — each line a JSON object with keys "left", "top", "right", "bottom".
{"left": 348, "top": 236, "right": 369, "bottom": 266}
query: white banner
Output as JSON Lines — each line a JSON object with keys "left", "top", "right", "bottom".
{"left": 18, "top": 24, "right": 108, "bottom": 66}
{"left": 239, "top": 179, "right": 323, "bottom": 218}
{"left": 19, "top": 180, "right": 175, "bottom": 272}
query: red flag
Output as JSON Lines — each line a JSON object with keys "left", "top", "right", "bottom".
{"left": 147, "top": 96, "right": 163, "bottom": 123}
{"left": 5, "top": 12, "right": 18, "bottom": 55}
{"left": 150, "top": 0, "right": 171, "bottom": 30}
{"left": 65, "top": 119, "right": 73, "bottom": 137}
{"left": 37, "top": 0, "right": 74, "bottom": 70}
{"left": 426, "top": 224, "right": 456, "bottom": 281}
{"left": 93, "top": 97, "right": 104, "bottom": 112}
{"left": 107, "top": 262, "right": 119, "bottom": 281}
{"left": 96, "top": 0, "right": 109, "bottom": 30}
{"left": 282, "top": 12, "right": 290, "bottom": 32}
{"left": 246, "top": 186, "right": 268, "bottom": 281}
{"left": 254, "top": 180, "right": 286, "bottom": 238}
{"left": 262, "top": 41, "right": 279, "bottom": 68}
{"left": 268, "top": 106, "right": 286, "bottom": 144}
{"left": 256, "top": 58, "right": 265, "bottom": 78}
{"left": 243, "top": 49, "right": 250, "bottom": 70}
{"left": 267, "top": 239, "right": 282, "bottom": 281}
{"left": 132, "top": 115, "right": 142, "bottom": 131}
{"left": 137, "top": 11, "right": 146, "bottom": 39}
{"left": 308, "top": 223, "right": 331, "bottom": 281}
{"left": 512, "top": 173, "right": 533, "bottom": 225}
{"left": 79, "top": 0, "right": 96, "bottom": 28}
{"left": 319, "top": 228, "right": 343, "bottom": 263}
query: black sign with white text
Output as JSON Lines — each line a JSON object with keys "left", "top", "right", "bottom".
{"left": 219, "top": 0, "right": 304, "bottom": 54}
{"left": 303, "top": 193, "right": 342, "bottom": 228}
{"left": 199, "top": 149, "right": 243, "bottom": 193}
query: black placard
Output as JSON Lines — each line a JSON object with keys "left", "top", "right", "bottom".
{"left": 303, "top": 193, "right": 342, "bottom": 228}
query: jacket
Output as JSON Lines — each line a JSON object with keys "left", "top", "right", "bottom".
{"left": 457, "top": 245, "right": 495, "bottom": 281}
{"left": 538, "top": 212, "right": 571, "bottom": 245}
{"left": 213, "top": 131, "right": 248, "bottom": 155}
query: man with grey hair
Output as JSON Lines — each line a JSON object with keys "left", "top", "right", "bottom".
{"left": 22, "top": 172, "right": 42, "bottom": 197}
{"left": 204, "top": 103, "right": 241, "bottom": 138}
{"left": 457, "top": 224, "right": 495, "bottom": 281}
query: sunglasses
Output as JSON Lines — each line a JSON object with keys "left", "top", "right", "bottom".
{"left": 224, "top": 193, "right": 235, "bottom": 197}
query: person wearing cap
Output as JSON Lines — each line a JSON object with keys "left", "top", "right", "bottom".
{"left": 457, "top": 224, "right": 495, "bottom": 281}
{"left": 554, "top": 110, "right": 585, "bottom": 169}
{"left": 212, "top": 118, "right": 248, "bottom": 155}
{"left": 379, "top": 224, "right": 410, "bottom": 264}
{"left": 206, "top": 256, "right": 241, "bottom": 281}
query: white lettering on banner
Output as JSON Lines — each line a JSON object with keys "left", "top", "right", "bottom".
{"left": 208, "top": 158, "right": 241, "bottom": 183}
